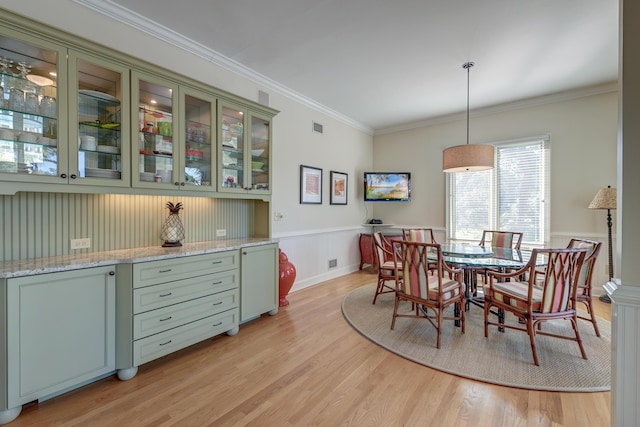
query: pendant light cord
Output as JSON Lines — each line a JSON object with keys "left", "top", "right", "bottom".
{"left": 463, "top": 62, "right": 474, "bottom": 145}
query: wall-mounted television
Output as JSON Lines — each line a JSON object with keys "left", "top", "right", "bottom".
{"left": 364, "top": 172, "right": 411, "bottom": 202}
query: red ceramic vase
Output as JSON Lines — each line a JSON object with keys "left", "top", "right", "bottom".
{"left": 278, "top": 249, "right": 296, "bottom": 306}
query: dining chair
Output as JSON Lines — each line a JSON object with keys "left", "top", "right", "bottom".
{"left": 391, "top": 241, "right": 465, "bottom": 349}
{"left": 483, "top": 247, "right": 588, "bottom": 366}
{"left": 402, "top": 228, "right": 438, "bottom": 274}
{"left": 371, "top": 231, "right": 401, "bottom": 304}
{"left": 535, "top": 238, "right": 602, "bottom": 336}
{"left": 479, "top": 230, "right": 523, "bottom": 250}
{"left": 402, "top": 228, "right": 437, "bottom": 243}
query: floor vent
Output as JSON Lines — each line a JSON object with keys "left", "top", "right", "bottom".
{"left": 313, "top": 121, "right": 324, "bottom": 134}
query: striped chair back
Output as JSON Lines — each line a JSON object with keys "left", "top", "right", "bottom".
{"left": 480, "top": 230, "right": 523, "bottom": 249}
{"left": 397, "top": 241, "right": 461, "bottom": 300}
{"left": 567, "top": 238, "right": 601, "bottom": 290}
{"left": 402, "top": 228, "right": 436, "bottom": 243}
{"left": 535, "top": 248, "right": 587, "bottom": 313}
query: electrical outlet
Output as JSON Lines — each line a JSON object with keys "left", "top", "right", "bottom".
{"left": 70, "top": 238, "right": 91, "bottom": 250}
{"left": 329, "top": 258, "right": 337, "bottom": 268}
{"left": 216, "top": 229, "right": 227, "bottom": 237}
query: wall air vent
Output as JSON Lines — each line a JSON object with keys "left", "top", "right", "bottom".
{"left": 258, "top": 90, "right": 269, "bottom": 106}
{"left": 312, "top": 121, "right": 324, "bottom": 134}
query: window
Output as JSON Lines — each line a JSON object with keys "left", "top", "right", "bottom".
{"left": 446, "top": 137, "right": 550, "bottom": 246}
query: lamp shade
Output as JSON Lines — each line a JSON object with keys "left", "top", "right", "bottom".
{"left": 588, "top": 187, "right": 617, "bottom": 210}
{"left": 443, "top": 144, "right": 494, "bottom": 173}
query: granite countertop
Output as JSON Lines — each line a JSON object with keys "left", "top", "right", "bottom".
{"left": 0, "top": 238, "right": 278, "bottom": 279}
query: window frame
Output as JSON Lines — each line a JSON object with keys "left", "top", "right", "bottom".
{"left": 445, "top": 135, "right": 550, "bottom": 247}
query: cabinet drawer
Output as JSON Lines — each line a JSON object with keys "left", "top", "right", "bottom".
{"left": 133, "top": 270, "right": 238, "bottom": 314}
{"left": 133, "top": 289, "right": 238, "bottom": 340}
{"left": 133, "top": 251, "right": 238, "bottom": 288}
{"left": 133, "top": 308, "right": 238, "bottom": 366}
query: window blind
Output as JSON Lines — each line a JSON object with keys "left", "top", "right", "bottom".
{"left": 447, "top": 138, "right": 549, "bottom": 246}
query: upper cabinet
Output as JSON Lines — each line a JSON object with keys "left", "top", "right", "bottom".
{"left": 0, "top": 28, "right": 65, "bottom": 184}
{"left": 69, "top": 51, "right": 130, "bottom": 187}
{"left": 0, "top": 12, "right": 276, "bottom": 198}
{"left": 131, "top": 71, "right": 179, "bottom": 190}
{"left": 219, "top": 102, "right": 271, "bottom": 195}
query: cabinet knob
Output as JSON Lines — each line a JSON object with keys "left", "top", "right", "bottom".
{"left": 109, "top": 271, "right": 115, "bottom": 276}
{"left": 243, "top": 251, "right": 247, "bottom": 255}
{"left": 60, "top": 173, "right": 67, "bottom": 179}
{"left": 180, "top": 182, "right": 185, "bottom": 186}
{"left": 70, "top": 174, "right": 77, "bottom": 179}
{"left": 174, "top": 182, "right": 180, "bottom": 186}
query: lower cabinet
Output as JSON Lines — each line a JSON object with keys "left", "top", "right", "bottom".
{"left": 115, "top": 251, "right": 240, "bottom": 380}
{"left": 0, "top": 266, "right": 116, "bottom": 424}
{"left": 240, "top": 243, "right": 278, "bottom": 322}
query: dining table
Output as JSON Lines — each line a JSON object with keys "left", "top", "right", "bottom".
{"left": 426, "top": 242, "right": 546, "bottom": 326}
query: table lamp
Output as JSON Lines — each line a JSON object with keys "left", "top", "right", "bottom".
{"left": 588, "top": 185, "right": 616, "bottom": 303}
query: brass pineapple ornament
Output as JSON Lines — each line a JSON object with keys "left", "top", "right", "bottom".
{"left": 160, "top": 201, "right": 185, "bottom": 247}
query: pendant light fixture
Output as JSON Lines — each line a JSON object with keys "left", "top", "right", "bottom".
{"left": 442, "top": 62, "right": 494, "bottom": 173}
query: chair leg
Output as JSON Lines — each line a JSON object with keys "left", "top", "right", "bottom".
{"left": 436, "top": 307, "right": 443, "bottom": 349}
{"left": 527, "top": 318, "right": 539, "bottom": 366}
{"left": 372, "top": 279, "right": 382, "bottom": 304}
{"left": 390, "top": 295, "right": 400, "bottom": 330}
{"left": 585, "top": 299, "right": 601, "bottom": 337}
{"left": 483, "top": 300, "right": 490, "bottom": 337}
{"left": 571, "top": 317, "right": 588, "bottom": 360}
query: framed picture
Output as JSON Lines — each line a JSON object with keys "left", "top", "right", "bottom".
{"left": 330, "top": 171, "right": 348, "bottom": 205}
{"left": 300, "top": 165, "right": 323, "bottom": 204}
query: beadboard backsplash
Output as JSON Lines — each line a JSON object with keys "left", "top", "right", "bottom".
{"left": 0, "top": 193, "right": 256, "bottom": 262}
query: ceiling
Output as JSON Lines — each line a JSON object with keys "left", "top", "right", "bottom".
{"left": 91, "top": 0, "right": 618, "bottom": 132}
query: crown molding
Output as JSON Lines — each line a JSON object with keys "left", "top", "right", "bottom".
{"left": 73, "top": 0, "right": 374, "bottom": 135}
{"left": 375, "top": 82, "right": 618, "bottom": 136}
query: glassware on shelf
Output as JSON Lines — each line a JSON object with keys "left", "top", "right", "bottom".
{"left": 15, "top": 61, "right": 31, "bottom": 78}
{"left": 8, "top": 87, "right": 24, "bottom": 111}
{"left": 0, "top": 56, "right": 13, "bottom": 74}
{"left": 39, "top": 96, "right": 56, "bottom": 117}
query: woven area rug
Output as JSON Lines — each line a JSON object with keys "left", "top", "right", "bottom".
{"left": 342, "top": 283, "right": 611, "bottom": 392}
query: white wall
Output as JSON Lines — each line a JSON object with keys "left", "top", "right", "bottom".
{"left": 373, "top": 90, "right": 618, "bottom": 288}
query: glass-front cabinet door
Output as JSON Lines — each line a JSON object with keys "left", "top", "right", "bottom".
{"left": 68, "top": 51, "right": 130, "bottom": 187}
{"left": 219, "top": 103, "right": 245, "bottom": 192}
{"left": 249, "top": 112, "right": 271, "bottom": 193}
{"left": 181, "top": 87, "right": 215, "bottom": 191}
{"left": 0, "top": 29, "right": 65, "bottom": 183}
{"left": 132, "top": 70, "right": 179, "bottom": 189}
{"left": 218, "top": 102, "right": 271, "bottom": 195}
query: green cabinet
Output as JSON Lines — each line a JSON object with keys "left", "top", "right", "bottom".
{"left": 0, "top": 11, "right": 277, "bottom": 199}
{"left": 0, "top": 266, "right": 116, "bottom": 424}
{"left": 219, "top": 102, "right": 272, "bottom": 195}
{"left": 240, "top": 243, "right": 278, "bottom": 322}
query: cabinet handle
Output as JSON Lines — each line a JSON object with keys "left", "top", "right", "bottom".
{"left": 159, "top": 340, "right": 172, "bottom": 346}
{"left": 159, "top": 316, "right": 172, "bottom": 321}
{"left": 180, "top": 182, "right": 186, "bottom": 186}
{"left": 70, "top": 174, "right": 77, "bottom": 179}
{"left": 212, "top": 280, "right": 222, "bottom": 285}
{"left": 159, "top": 292, "right": 172, "bottom": 297}
{"left": 212, "top": 260, "right": 222, "bottom": 265}
{"left": 159, "top": 269, "right": 172, "bottom": 273}
{"left": 174, "top": 182, "right": 180, "bottom": 186}
{"left": 109, "top": 271, "right": 115, "bottom": 276}
{"left": 60, "top": 173, "right": 67, "bottom": 179}
{"left": 212, "top": 322, "right": 222, "bottom": 327}
{"left": 213, "top": 301, "right": 223, "bottom": 306}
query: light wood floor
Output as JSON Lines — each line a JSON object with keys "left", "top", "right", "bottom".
{"left": 13, "top": 270, "right": 611, "bottom": 427}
